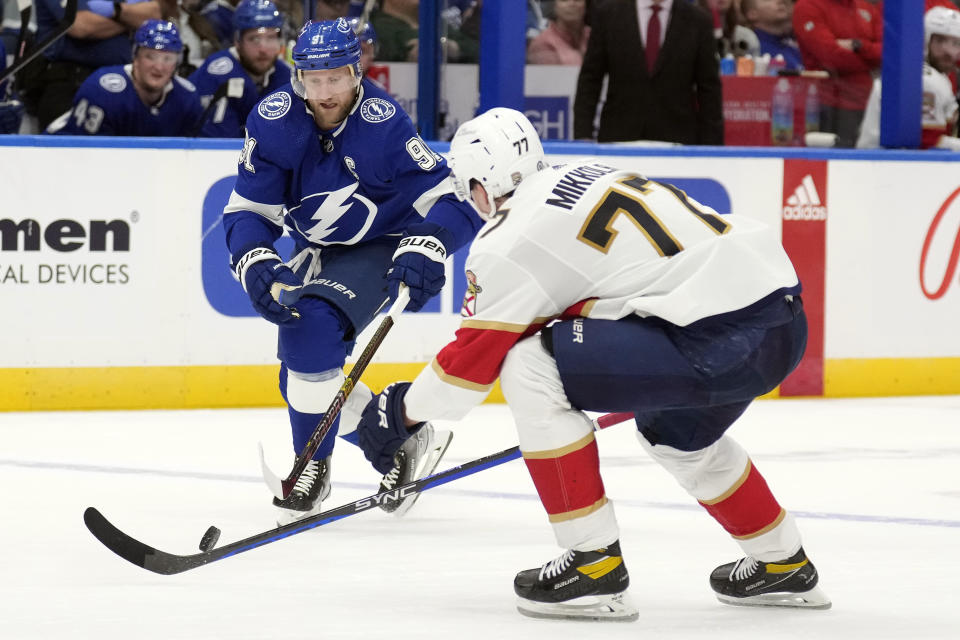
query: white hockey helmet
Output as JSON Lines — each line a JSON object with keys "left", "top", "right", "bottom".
{"left": 925, "top": 6, "right": 960, "bottom": 47}
{"left": 447, "top": 107, "right": 546, "bottom": 219}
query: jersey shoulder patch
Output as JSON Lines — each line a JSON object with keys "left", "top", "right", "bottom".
{"left": 208, "top": 55, "right": 235, "bottom": 76}
{"left": 258, "top": 91, "right": 292, "bottom": 120}
{"left": 175, "top": 76, "right": 197, "bottom": 92}
{"left": 98, "top": 73, "right": 127, "bottom": 94}
{"left": 359, "top": 97, "right": 396, "bottom": 123}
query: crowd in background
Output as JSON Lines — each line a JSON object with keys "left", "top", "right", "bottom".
{"left": 1, "top": 0, "right": 959, "bottom": 148}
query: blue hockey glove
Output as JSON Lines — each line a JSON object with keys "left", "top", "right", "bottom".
{"left": 357, "top": 382, "right": 425, "bottom": 474}
{"left": 0, "top": 98, "right": 24, "bottom": 134}
{"left": 234, "top": 247, "right": 302, "bottom": 325}
{"left": 387, "top": 222, "right": 453, "bottom": 312}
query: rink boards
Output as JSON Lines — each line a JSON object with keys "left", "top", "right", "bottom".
{"left": 0, "top": 137, "right": 958, "bottom": 410}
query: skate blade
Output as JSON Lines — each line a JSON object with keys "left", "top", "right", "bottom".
{"left": 391, "top": 429, "right": 453, "bottom": 518}
{"left": 516, "top": 592, "right": 639, "bottom": 622}
{"left": 716, "top": 585, "right": 832, "bottom": 610}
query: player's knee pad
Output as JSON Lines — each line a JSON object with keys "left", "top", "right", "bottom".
{"left": 284, "top": 367, "right": 345, "bottom": 415}
{"left": 501, "top": 336, "right": 593, "bottom": 452}
{"left": 636, "top": 432, "right": 749, "bottom": 502}
{"left": 278, "top": 297, "right": 349, "bottom": 374}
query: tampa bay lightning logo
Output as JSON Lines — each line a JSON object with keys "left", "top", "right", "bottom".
{"left": 336, "top": 17, "right": 351, "bottom": 33}
{"left": 208, "top": 56, "right": 234, "bottom": 76}
{"left": 258, "top": 91, "right": 291, "bottom": 120}
{"left": 99, "top": 73, "right": 127, "bottom": 93}
{"left": 359, "top": 98, "right": 396, "bottom": 123}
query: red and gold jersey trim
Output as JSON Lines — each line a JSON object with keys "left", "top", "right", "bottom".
{"left": 521, "top": 432, "right": 596, "bottom": 460}
{"left": 547, "top": 496, "right": 609, "bottom": 523}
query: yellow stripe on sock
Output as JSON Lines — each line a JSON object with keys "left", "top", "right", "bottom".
{"left": 577, "top": 556, "right": 623, "bottom": 579}
{"left": 766, "top": 559, "right": 808, "bottom": 574}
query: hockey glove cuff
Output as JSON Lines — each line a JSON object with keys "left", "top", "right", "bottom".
{"left": 357, "top": 382, "right": 425, "bottom": 474}
{"left": 387, "top": 222, "right": 453, "bottom": 312}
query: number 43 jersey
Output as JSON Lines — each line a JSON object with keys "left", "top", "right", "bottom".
{"left": 404, "top": 160, "right": 801, "bottom": 422}
{"left": 224, "top": 79, "right": 454, "bottom": 254}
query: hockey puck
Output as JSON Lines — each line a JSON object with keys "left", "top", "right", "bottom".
{"left": 199, "top": 525, "right": 221, "bottom": 552}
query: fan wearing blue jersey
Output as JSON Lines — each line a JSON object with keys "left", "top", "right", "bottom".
{"left": 223, "top": 18, "right": 483, "bottom": 525}
{"left": 190, "top": 0, "right": 292, "bottom": 137}
{"left": 48, "top": 20, "right": 204, "bottom": 136}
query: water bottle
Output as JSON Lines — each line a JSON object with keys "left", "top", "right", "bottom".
{"left": 768, "top": 53, "right": 786, "bottom": 76}
{"left": 804, "top": 82, "right": 820, "bottom": 133}
{"left": 720, "top": 54, "right": 736, "bottom": 76}
{"left": 771, "top": 78, "right": 794, "bottom": 146}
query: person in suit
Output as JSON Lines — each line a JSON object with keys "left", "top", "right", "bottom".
{"left": 573, "top": 0, "right": 723, "bottom": 144}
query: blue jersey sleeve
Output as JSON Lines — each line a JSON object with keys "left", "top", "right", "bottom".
{"left": 222, "top": 98, "right": 297, "bottom": 257}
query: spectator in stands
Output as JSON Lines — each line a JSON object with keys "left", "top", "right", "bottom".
{"left": 314, "top": 0, "right": 351, "bottom": 20}
{"left": 527, "top": 0, "right": 591, "bottom": 65}
{"left": 741, "top": 0, "right": 803, "bottom": 70}
{"left": 698, "top": 0, "right": 760, "bottom": 57}
{"left": 48, "top": 20, "right": 203, "bottom": 136}
{"left": 574, "top": 0, "right": 723, "bottom": 144}
{"left": 793, "top": 0, "right": 882, "bottom": 147}
{"left": 29, "top": 0, "right": 170, "bottom": 131}
{"left": 857, "top": 6, "right": 960, "bottom": 149}
{"left": 0, "top": 38, "right": 25, "bottom": 134}
{"left": 371, "top": 0, "right": 478, "bottom": 62}
{"left": 350, "top": 17, "right": 379, "bottom": 75}
{"left": 189, "top": 0, "right": 290, "bottom": 137}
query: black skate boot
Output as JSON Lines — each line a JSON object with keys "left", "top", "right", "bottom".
{"left": 710, "top": 547, "right": 831, "bottom": 609}
{"left": 272, "top": 456, "right": 331, "bottom": 527}
{"left": 513, "top": 541, "right": 638, "bottom": 622}
{"left": 377, "top": 423, "right": 452, "bottom": 517}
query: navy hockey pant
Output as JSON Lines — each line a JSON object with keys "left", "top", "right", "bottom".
{"left": 544, "top": 293, "right": 807, "bottom": 451}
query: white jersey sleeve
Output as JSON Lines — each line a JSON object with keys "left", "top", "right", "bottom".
{"left": 404, "top": 161, "right": 800, "bottom": 422}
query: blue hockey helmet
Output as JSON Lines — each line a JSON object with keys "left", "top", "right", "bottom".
{"left": 134, "top": 19, "right": 183, "bottom": 54}
{"left": 292, "top": 19, "right": 362, "bottom": 75}
{"left": 234, "top": 0, "right": 284, "bottom": 35}
{"left": 348, "top": 17, "right": 377, "bottom": 46}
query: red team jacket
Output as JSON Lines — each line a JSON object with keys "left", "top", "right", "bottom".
{"left": 793, "top": 0, "right": 883, "bottom": 110}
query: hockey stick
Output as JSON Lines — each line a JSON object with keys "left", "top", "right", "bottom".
{"left": 84, "top": 412, "right": 634, "bottom": 575}
{"left": 259, "top": 286, "right": 411, "bottom": 500}
{"left": 2, "top": 0, "right": 31, "bottom": 99}
{"left": 0, "top": 0, "right": 78, "bottom": 87}
{"left": 190, "top": 77, "right": 245, "bottom": 137}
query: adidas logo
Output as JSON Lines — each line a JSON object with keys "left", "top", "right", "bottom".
{"left": 783, "top": 174, "right": 827, "bottom": 220}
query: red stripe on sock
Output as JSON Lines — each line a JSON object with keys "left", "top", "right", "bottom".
{"left": 699, "top": 462, "right": 783, "bottom": 538}
{"left": 524, "top": 439, "right": 605, "bottom": 516}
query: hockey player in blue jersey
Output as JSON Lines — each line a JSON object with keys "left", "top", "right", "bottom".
{"left": 223, "top": 18, "right": 484, "bottom": 525}
{"left": 48, "top": 20, "right": 204, "bottom": 136}
{"left": 190, "top": 0, "right": 292, "bottom": 137}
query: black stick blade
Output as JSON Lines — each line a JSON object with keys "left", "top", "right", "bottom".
{"left": 83, "top": 507, "right": 212, "bottom": 575}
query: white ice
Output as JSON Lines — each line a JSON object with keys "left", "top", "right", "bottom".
{"left": 2, "top": 396, "right": 958, "bottom": 639}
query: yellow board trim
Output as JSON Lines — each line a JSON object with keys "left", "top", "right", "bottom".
{"left": 2, "top": 357, "right": 958, "bottom": 411}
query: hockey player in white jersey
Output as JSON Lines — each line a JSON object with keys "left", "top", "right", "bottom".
{"left": 356, "top": 108, "right": 831, "bottom": 621}
{"left": 858, "top": 6, "right": 960, "bottom": 149}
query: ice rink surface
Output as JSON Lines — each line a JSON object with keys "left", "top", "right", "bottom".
{"left": 2, "top": 396, "right": 958, "bottom": 639}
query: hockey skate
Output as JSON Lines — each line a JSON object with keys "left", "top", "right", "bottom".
{"left": 272, "top": 456, "right": 332, "bottom": 527}
{"left": 377, "top": 422, "right": 452, "bottom": 517}
{"left": 710, "top": 547, "right": 831, "bottom": 609}
{"left": 513, "top": 541, "right": 638, "bottom": 622}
